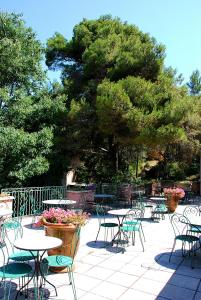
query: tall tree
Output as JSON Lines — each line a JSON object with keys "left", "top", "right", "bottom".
{"left": 46, "top": 16, "right": 191, "bottom": 179}
{"left": 0, "top": 12, "right": 67, "bottom": 188}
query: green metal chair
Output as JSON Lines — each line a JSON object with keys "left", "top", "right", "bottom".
{"left": 95, "top": 204, "right": 118, "bottom": 243}
{"left": 2, "top": 218, "right": 37, "bottom": 263}
{"left": 183, "top": 206, "right": 201, "bottom": 236}
{"left": 120, "top": 208, "right": 145, "bottom": 251}
{"left": 169, "top": 213, "right": 200, "bottom": 268}
{"left": 0, "top": 240, "right": 32, "bottom": 300}
{"left": 42, "top": 227, "right": 81, "bottom": 300}
{"left": 151, "top": 202, "right": 168, "bottom": 221}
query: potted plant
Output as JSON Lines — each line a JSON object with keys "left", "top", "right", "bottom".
{"left": 163, "top": 187, "right": 185, "bottom": 212}
{"left": 35, "top": 208, "right": 90, "bottom": 272}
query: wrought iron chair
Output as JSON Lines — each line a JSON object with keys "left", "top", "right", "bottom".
{"left": 169, "top": 213, "right": 200, "bottom": 268}
{"left": 2, "top": 218, "right": 37, "bottom": 263}
{"left": 151, "top": 201, "right": 168, "bottom": 221}
{"left": 42, "top": 227, "right": 81, "bottom": 300}
{"left": 0, "top": 240, "right": 32, "bottom": 300}
{"left": 183, "top": 206, "right": 201, "bottom": 236}
{"left": 120, "top": 208, "right": 145, "bottom": 252}
{"left": 95, "top": 204, "right": 118, "bottom": 243}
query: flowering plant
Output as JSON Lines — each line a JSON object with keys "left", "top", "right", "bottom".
{"left": 163, "top": 187, "right": 185, "bottom": 200}
{"left": 35, "top": 207, "right": 90, "bottom": 227}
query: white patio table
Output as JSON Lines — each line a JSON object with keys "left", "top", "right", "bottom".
{"left": 107, "top": 209, "right": 131, "bottom": 244}
{"left": 42, "top": 199, "right": 76, "bottom": 207}
{"left": 14, "top": 236, "right": 62, "bottom": 299}
{"left": 0, "top": 209, "right": 13, "bottom": 222}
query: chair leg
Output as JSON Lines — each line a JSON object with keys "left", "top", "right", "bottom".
{"left": 169, "top": 239, "right": 176, "bottom": 262}
{"left": 140, "top": 225, "right": 146, "bottom": 242}
{"left": 95, "top": 226, "right": 101, "bottom": 242}
{"left": 138, "top": 230, "right": 144, "bottom": 252}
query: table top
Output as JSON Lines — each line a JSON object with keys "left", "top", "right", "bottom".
{"left": 108, "top": 209, "right": 130, "bottom": 216}
{"left": 42, "top": 199, "right": 76, "bottom": 205}
{"left": 94, "top": 194, "right": 114, "bottom": 198}
{"left": 0, "top": 209, "right": 13, "bottom": 217}
{"left": 150, "top": 197, "right": 166, "bottom": 201}
{"left": 14, "top": 236, "right": 62, "bottom": 251}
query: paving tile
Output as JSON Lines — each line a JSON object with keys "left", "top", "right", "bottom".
{"left": 86, "top": 265, "right": 115, "bottom": 280}
{"left": 80, "top": 292, "right": 109, "bottom": 299}
{"left": 106, "top": 271, "right": 138, "bottom": 287}
{"left": 168, "top": 273, "right": 200, "bottom": 290}
{"left": 131, "top": 278, "right": 167, "bottom": 296}
{"left": 119, "top": 289, "right": 166, "bottom": 300}
{"left": 73, "top": 273, "right": 102, "bottom": 291}
{"left": 98, "top": 259, "right": 125, "bottom": 271}
{"left": 120, "top": 264, "right": 146, "bottom": 276}
{"left": 176, "top": 265, "right": 201, "bottom": 279}
{"left": 143, "top": 269, "right": 173, "bottom": 282}
{"left": 159, "top": 283, "right": 196, "bottom": 300}
{"left": 91, "top": 281, "right": 127, "bottom": 299}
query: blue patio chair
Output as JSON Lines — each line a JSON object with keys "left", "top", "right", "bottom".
{"left": 0, "top": 240, "right": 32, "bottom": 300}
{"left": 42, "top": 227, "right": 81, "bottom": 300}
{"left": 169, "top": 213, "right": 200, "bottom": 268}
{"left": 95, "top": 204, "right": 118, "bottom": 244}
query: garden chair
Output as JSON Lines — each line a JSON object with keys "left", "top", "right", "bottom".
{"left": 151, "top": 201, "right": 168, "bottom": 221}
{"left": 42, "top": 227, "right": 81, "bottom": 300}
{"left": 2, "top": 218, "right": 37, "bottom": 263}
{"left": 183, "top": 206, "right": 201, "bottom": 236}
{"left": 169, "top": 213, "right": 200, "bottom": 268}
{"left": 0, "top": 240, "right": 32, "bottom": 300}
{"left": 120, "top": 207, "right": 145, "bottom": 252}
{"left": 95, "top": 204, "right": 118, "bottom": 244}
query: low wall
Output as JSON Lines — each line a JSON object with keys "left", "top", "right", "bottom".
{"left": 65, "top": 190, "right": 94, "bottom": 210}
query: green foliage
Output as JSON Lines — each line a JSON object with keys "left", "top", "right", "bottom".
{"left": 187, "top": 70, "right": 201, "bottom": 95}
{"left": 0, "top": 12, "right": 44, "bottom": 91}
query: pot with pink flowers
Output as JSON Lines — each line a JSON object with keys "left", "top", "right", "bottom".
{"left": 35, "top": 208, "right": 90, "bottom": 272}
{"left": 163, "top": 187, "right": 185, "bottom": 213}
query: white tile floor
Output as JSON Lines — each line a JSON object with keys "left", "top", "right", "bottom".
{"left": 2, "top": 203, "right": 201, "bottom": 300}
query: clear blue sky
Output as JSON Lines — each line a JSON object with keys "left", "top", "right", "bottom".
{"left": 1, "top": 0, "right": 201, "bottom": 83}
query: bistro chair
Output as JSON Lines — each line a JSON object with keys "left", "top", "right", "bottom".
{"left": 120, "top": 208, "right": 145, "bottom": 252}
{"left": 1, "top": 218, "right": 37, "bottom": 263}
{"left": 183, "top": 206, "right": 201, "bottom": 236}
{"left": 95, "top": 204, "right": 118, "bottom": 244}
{"left": 169, "top": 213, "right": 200, "bottom": 268}
{"left": 151, "top": 202, "right": 168, "bottom": 221}
{"left": 42, "top": 227, "right": 81, "bottom": 300}
{"left": 0, "top": 240, "right": 33, "bottom": 300}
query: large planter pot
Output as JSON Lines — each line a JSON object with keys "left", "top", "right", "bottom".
{"left": 43, "top": 221, "right": 80, "bottom": 273}
{"left": 165, "top": 195, "right": 180, "bottom": 213}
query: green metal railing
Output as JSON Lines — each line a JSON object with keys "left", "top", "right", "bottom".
{"left": 1, "top": 186, "right": 67, "bottom": 217}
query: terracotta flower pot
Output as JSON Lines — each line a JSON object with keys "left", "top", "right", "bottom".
{"left": 165, "top": 195, "right": 180, "bottom": 213}
{"left": 43, "top": 221, "right": 80, "bottom": 273}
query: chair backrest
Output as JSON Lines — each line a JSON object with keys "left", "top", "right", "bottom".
{"left": 1, "top": 218, "right": 23, "bottom": 254}
{"left": 183, "top": 206, "right": 199, "bottom": 218}
{"left": 170, "top": 213, "right": 190, "bottom": 237}
{"left": 124, "top": 207, "right": 143, "bottom": 222}
{"left": 70, "top": 227, "right": 81, "bottom": 259}
{"left": 95, "top": 204, "right": 108, "bottom": 225}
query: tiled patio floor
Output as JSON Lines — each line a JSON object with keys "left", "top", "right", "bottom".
{"left": 2, "top": 203, "right": 201, "bottom": 300}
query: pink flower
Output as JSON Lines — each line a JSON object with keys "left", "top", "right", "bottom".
{"left": 163, "top": 187, "right": 185, "bottom": 199}
{"left": 35, "top": 207, "right": 90, "bottom": 226}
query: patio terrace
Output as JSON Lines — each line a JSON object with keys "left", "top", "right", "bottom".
{"left": 1, "top": 202, "right": 201, "bottom": 300}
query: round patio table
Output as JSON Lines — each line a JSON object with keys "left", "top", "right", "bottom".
{"left": 42, "top": 199, "right": 76, "bottom": 206}
{"left": 94, "top": 194, "right": 114, "bottom": 204}
{"left": 107, "top": 209, "right": 131, "bottom": 244}
{"left": 14, "top": 236, "right": 62, "bottom": 299}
